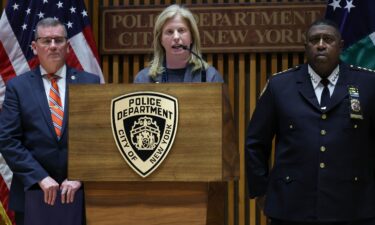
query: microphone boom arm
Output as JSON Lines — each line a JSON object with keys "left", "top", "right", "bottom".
{"left": 178, "top": 45, "right": 207, "bottom": 82}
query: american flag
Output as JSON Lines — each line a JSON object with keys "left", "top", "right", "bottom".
{"left": 0, "top": 0, "right": 104, "bottom": 224}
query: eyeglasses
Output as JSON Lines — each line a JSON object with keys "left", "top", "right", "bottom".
{"left": 36, "top": 36, "right": 67, "bottom": 46}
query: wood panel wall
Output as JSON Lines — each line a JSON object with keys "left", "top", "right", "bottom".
{"left": 0, "top": 1, "right": 327, "bottom": 225}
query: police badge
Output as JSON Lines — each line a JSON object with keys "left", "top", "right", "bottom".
{"left": 348, "top": 85, "right": 363, "bottom": 120}
{"left": 111, "top": 92, "right": 178, "bottom": 177}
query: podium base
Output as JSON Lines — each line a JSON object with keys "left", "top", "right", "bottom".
{"left": 85, "top": 182, "right": 226, "bottom": 225}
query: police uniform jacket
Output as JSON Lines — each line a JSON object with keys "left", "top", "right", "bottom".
{"left": 245, "top": 63, "right": 375, "bottom": 222}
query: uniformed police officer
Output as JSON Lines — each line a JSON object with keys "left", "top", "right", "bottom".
{"left": 245, "top": 18, "right": 375, "bottom": 225}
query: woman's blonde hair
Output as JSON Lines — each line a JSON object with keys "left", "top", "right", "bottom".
{"left": 148, "top": 4, "right": 207, "bottom": 78}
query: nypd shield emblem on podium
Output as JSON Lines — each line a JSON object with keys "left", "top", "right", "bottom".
{"left": 111, "top": 92, "right": 178, "bottom": 177}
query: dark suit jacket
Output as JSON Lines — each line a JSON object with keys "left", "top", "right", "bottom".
{"left": 245, "top": 63, "right": 375, "bottom": 222}
{"left": 0, "top": 66, "right": 100, "bottom": 212}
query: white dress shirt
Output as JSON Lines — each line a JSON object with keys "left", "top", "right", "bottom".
{"left": 308, "top": 65, "right": 339, "bottom": 104}
{"left": 40, "top": 65, "right": 67, "bottom": 109}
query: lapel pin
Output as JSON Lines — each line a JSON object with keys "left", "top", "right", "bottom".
{"left": 71, "top": 75, "right": 76, "bottom": 80}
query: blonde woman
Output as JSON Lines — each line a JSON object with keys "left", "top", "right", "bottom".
{"left": 134, "top": 4, "right": 223, "bottom": 83}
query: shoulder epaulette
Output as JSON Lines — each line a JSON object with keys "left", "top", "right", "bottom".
{"left": 349, "top": 64, "right": 375, "bottom": 73}
{"left": 272, "top": 65, "right": 301, "bottom": 76}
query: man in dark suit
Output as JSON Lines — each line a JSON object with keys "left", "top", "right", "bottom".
{"left": 0, "top": 18, "right": 100, "bottom": 225}
{"left": 245, "top": 19, "right": 375, "bottom": 225}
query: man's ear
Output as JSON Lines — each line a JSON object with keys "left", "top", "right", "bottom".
{"left": 67, "top": 40, "right": 70, "bottom": 54}
{"left": 340, "top": 39, "right": 344, "bottom": 50}
{"left": 31, "top": 41, "right": 37, "bottom": 55}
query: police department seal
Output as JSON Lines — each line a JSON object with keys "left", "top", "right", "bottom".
{"left": 111, "top": 92, "right": 178, "bottom": 177}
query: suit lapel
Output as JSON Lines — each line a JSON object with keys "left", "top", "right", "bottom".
{"left": 60, "top": 67, "right": 78, "bottom": 138}
{"left": 296, "top": 65, "right": 321, "bottom": 111}
{"left": 29, "top": 68, "right": 57, "bottom": 137}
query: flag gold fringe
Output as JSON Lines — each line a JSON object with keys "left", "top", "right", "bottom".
{"left": 0, "top": 201, "right": 12, "bottom": 225}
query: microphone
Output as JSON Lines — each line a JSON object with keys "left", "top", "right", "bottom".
{"left": 174, "top": 45, "right": 206, "bottom": 82}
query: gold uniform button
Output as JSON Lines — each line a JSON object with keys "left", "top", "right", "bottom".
{"left": 321, "top": 114, "right": 327, "bottom": 119}
{"left": 321, "top": 130, "right": 326, "bottom": 135}
{"left": 320, "top": 163, "right": 325, "bottom": 168}
{"left": 320, "top": 146, "right": 326, "bottom": 152}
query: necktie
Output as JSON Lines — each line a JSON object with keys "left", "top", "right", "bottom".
{"left": 47, "top": 74, "right": 63, "bottom": 139}
{"left": 320, "top": 78, "right": 330, "bottom": 110}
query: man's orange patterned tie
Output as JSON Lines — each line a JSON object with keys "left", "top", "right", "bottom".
{"left": 48, "top": 74, "right": 63, "bottom": 139}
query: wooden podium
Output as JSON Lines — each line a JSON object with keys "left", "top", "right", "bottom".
{"left": 68, "top": 83, "right": 239, "bottom": 225}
